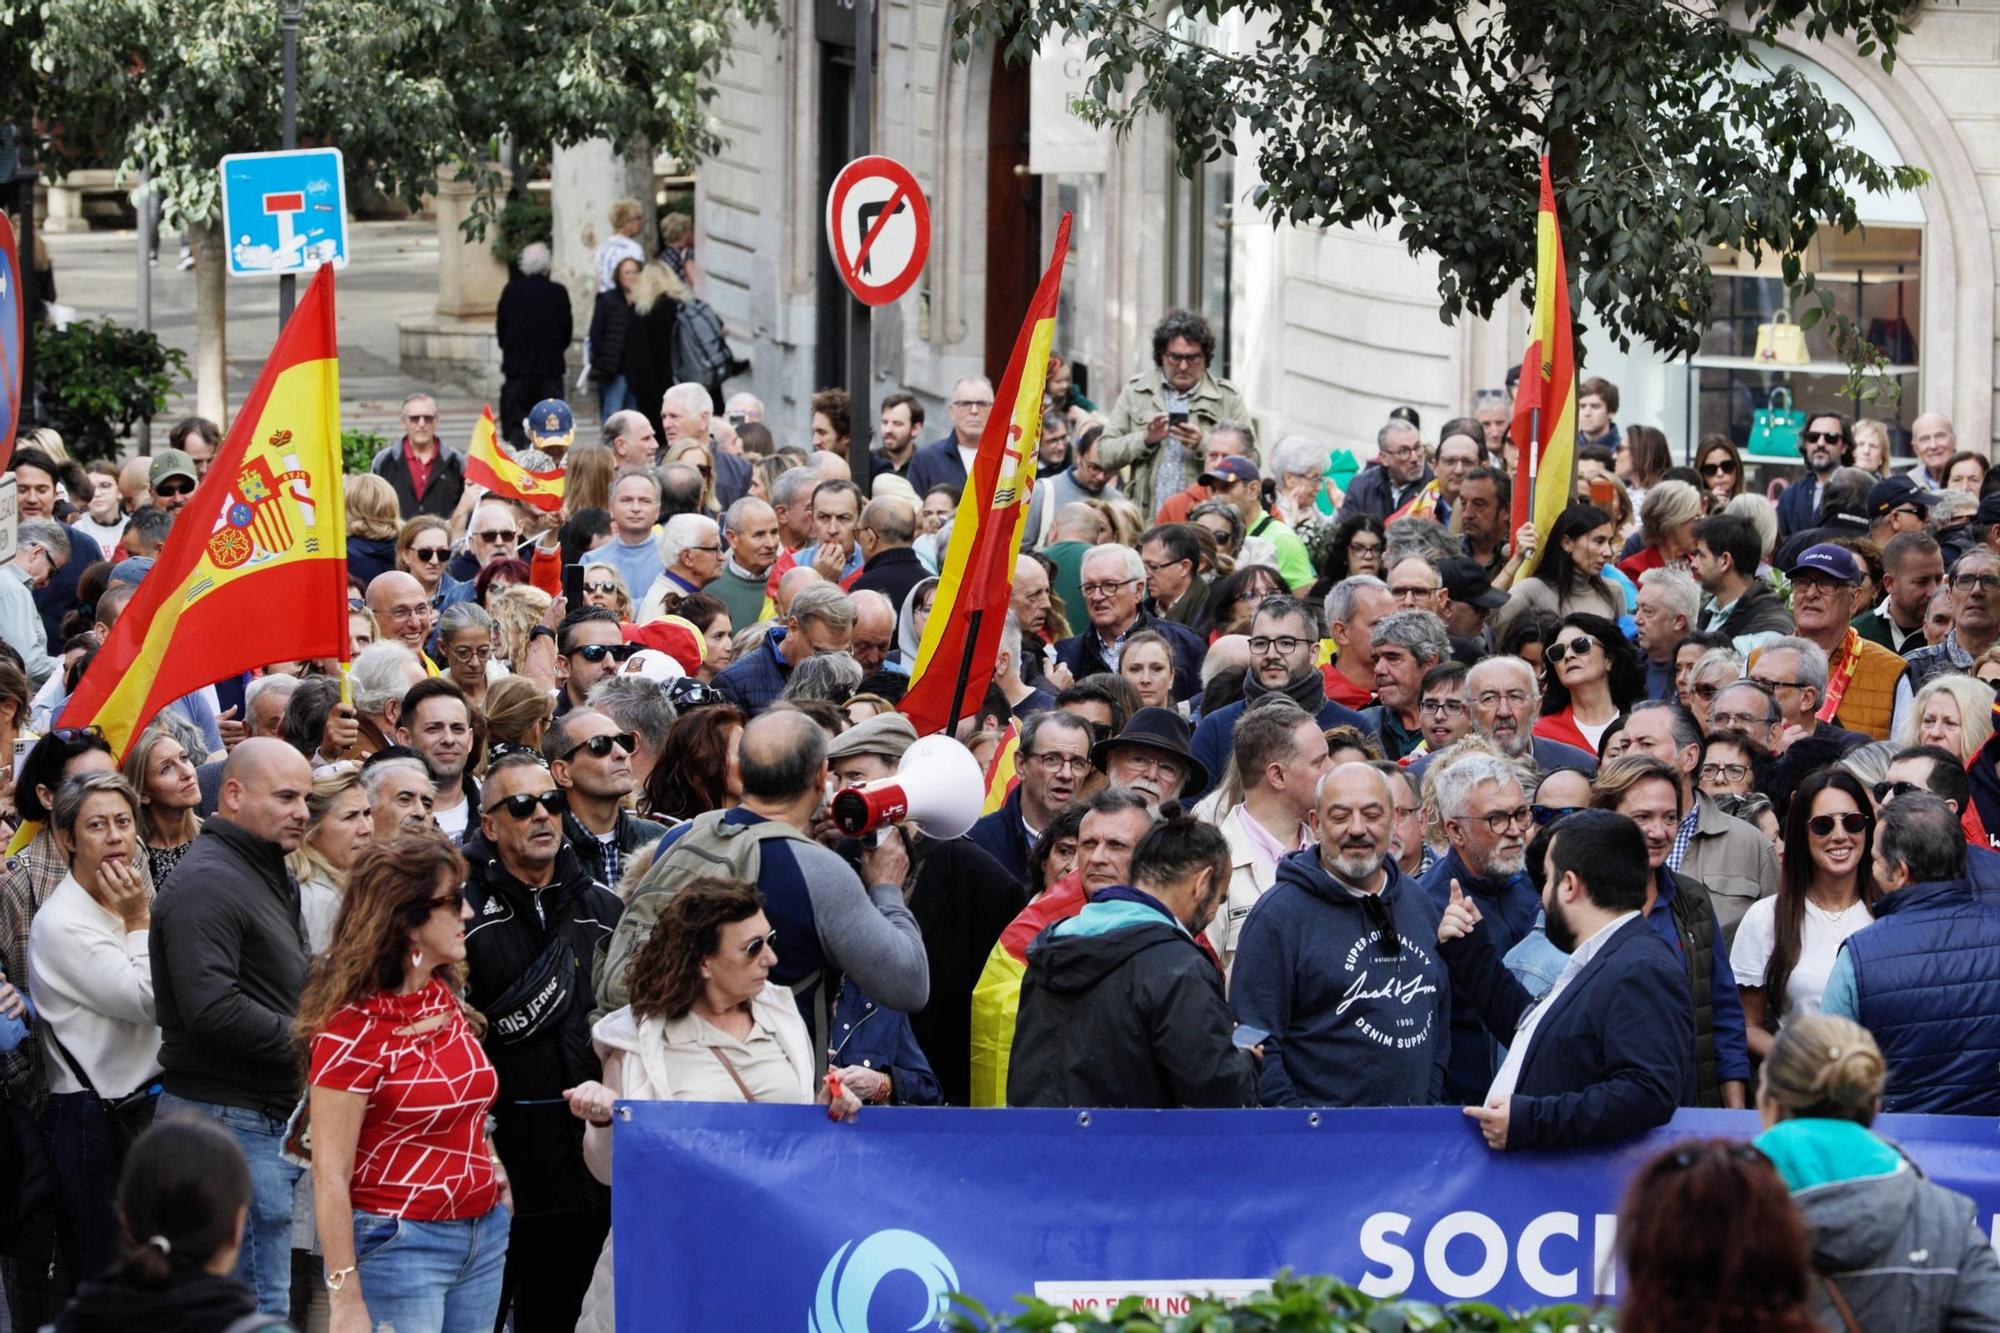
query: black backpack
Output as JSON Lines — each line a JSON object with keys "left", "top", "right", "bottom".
{"left": 670, "top": 297, "right": 744, "bottom": 389}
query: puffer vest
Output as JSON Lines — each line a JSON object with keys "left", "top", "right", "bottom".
{"left": 1847, "top": 878, "right": 2000, "bottom": 1114}
{"left": 1664, "top": 870, "right": 1722, "bottom": 1107}
{"left": 1833, "top": 637, "right": 1907, "bottom": 741}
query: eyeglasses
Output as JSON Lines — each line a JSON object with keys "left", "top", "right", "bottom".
{"left": 484, "top": 790, "right": 564, "bottom": 819}
{"left": 1141, "top": 558, "right": 1187, "bottom": 574}
{"left": 1160, "top": 351, "right": 1205, "bottom": 366}
{"left": 951, "top": 398, "right": 995, "bottom": 410}
{"left": 448, "top": 643, "right": 493, "bottom": 663}
{"left": 1247, "top": 635, "right": 1309, "bottom": 656}
{"left": 1808, "top": 811, "right": 1871, "bottom": 837}
{"left": 1700, "top": 461, "right": 1737, "bottom": 477}
{"left": 1420, "top": 698, "right": 1468, "bottom": 717}
{"left": 583, "top": 580, "right": 619, "bottom": 595}
{"left": 404, "top": 413, "right": 438, "bottom": 423}
{"left": 1707, "top": 708, "right": 1772, "bottom": 731}
{"left": 1471, "top": 690, "right": 1534, "bottom": 710}
{"left": 684, "top": 544, "right": 723, "bottom": 555}
{"left": 1543, "top": 635, "right": 1597, "bottom": 665}
{"left": 410, "top": 546, "right": 449, "bottom": 563}
{"left": 1872, "top": 779, "right": 1922, "bottom": 804}
{"left": 155, "top": 479, "right": 194, "bottom": 497}
{"left": 427, "top": 890, "right": 465, "bottom": 914}
{"left": 1346, "top": 538, "right": 1384, "bottom": 554}
{"left": 1027, "top": 752, "right": 1093, "bottom": 776}
{"left": 1080, "top": 578, "right": 1141, "bottom": 599}
{"left": 561, "top": 731, "right": 637, "bottom": 762}
{"left": 570, "top": 642, "right": 636, "bottom": 664}
{"left": 1952, "top": 573, "right": 2000, "bottom": 593}
{"left": 1801, "top": 430, "right": 1844, "bottom": 444}
{"left": 739, "top": 929, "right": 777, "bottom": 960}
{"left": 1468, "top": 805, "right": 1532, "bottom": 834}
{"left": 474, "top": 529, "right": 519, "bottom": 543}
{"left": 1699, "top": 762, "right": 1751, "bottom": 783}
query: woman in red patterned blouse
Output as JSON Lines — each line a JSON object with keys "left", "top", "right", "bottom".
{"left": 295, "top": 830, "right": 511, "bottom": 1333}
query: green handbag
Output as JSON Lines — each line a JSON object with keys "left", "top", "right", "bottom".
{"left": 1747, "top": 387, "right": 1806, "bottom": 457}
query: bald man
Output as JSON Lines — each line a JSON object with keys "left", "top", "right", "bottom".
{"left": 849, "top": 588, "right": 898, "bottom": 683}
{"left": 774, "top": 565, "right": 824, "bottom": 618}
{"left": 150, "top": 736, "right": 316, "bottom": 1312}
{"left": 366, "top": 570, "right": 436, "bottom": 658}
{"left": 851, "top": 496, "right": 926, "bottom": 610}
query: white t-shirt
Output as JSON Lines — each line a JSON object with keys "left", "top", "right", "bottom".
{"left": 1574, "top": 714, "right": 1615, "bottom": 755}
{"left": 434, "top": 795, "right": 470, "bottom": 841}
{"left": 1729, "top": 893, "right": 1875, "bottom": 1028}
{"left": 72, "top": 515, "right": 128, "bottom": 554}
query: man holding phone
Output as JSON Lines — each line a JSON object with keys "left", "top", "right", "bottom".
{"left": 1099, "top": 310, "right": 1256, "bottom": 518}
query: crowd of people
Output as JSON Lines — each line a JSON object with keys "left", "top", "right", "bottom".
{"left": 0, "top": 298, "right": 1996, "bottom": 1331}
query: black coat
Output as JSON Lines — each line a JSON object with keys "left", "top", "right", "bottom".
{"left": 905, "top": 835, "right": 1026, "bottom": 1106}
{"left": 346, "top": 534, "right": 397, "bottom": 589}
{"left": 461, "top": 832, "right": 620, "bottom": 1219}
{"left": 587, "top": 287, "right": 634, "bottom": 383}
{"left": 496, "top": 273, "right": 574, "bottom": 379}
{"left": 850, "top": 545, "right": 931, "bottom": 616}
{"left": 371, "top": 441, "right": 466, "bottom": 521}
{"left": 1008, "top": 889, "right": 1256, "bottom": 1109}
{"left": 622, "top": 294, "right": 683, "bottom": 441}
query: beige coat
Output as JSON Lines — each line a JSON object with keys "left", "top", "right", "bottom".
{"left": 1677, "top": 792, "right": 1780, "bottom": 946}
{"left": 1097, "top": 370, "right": 1258, "bottom": 518}
{"left": 1202, "top": 804, "right": 1302, "bottom": 977}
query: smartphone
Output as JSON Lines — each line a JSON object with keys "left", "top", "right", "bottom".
{"left": 1588, "top": 476, "right": 1616, "bottom": 508}
{"left": 1168, "top": 410, "right": 1190, "bottom": 426}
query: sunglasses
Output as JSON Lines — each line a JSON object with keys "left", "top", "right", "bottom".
{"left": 571, "top": 642, "right": 636, "bottom": 664}
{"left": 739, "top": 929, "right": 778, "bottom": 960}
{"left": 1700, "top": 461, "right": 1737, "bottom": 476}
{"left": 155, "top": 479, "right": 195, "bottom": 497}
{"left": 1807, "top": 811, "right": 1871, "bottom": 837}
{"left": 561, "top": 732, "right": 636, "bottom": 762}
{"left": 410, "top": 546, "right": 449, "bottom": 563}
{"left": 49, "top": 725, "right": 106, "bottom": 744}
{"left": 405, "top": 413, "right": 438, "bottom": 423}
{"left": 428, "top": 890, "right": 465, "bottom": 914}
{"left": 583, "top": 580, "right": 619, "bottom": 595}
{"left": 475, "top": 529, "right": 520, "bottom": 543}
{"left": 484, "top": 790, "right": 564, "bottom": 820}
{"left": 1543, "top": 635, "right": 1597, "bottom": 665}
{"left": 1529, "top": 803, "right": 1575, "bottom": 827}
{"left": 1871, "top": 780, "right": 1922, "bottom": 805}
{"left": 1801, "top": 430, "right": 1844, "bottom": 444}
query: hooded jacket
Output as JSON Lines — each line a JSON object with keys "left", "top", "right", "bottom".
{"left": 1756, "top": 1117, "right": 2000, "bottom": 1333}
{"left": 54, "top": 1270, "right": 273, "bottom": 1333}
{"left": 461, "top": 831, "right": 621, "bottom": 1219}
{"left": 1230, "top": 849, "right": 1450, "bottom": 1108}
{"left": 1007, "top": 887, "right": 1254, "bottom": 1109}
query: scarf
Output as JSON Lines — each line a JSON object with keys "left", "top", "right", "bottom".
{"left": 1243, "top": 664, "right": 1328, "bottom": 716}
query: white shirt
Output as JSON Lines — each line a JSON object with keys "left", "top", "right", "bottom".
{"left": 27, "top": 875, "right": 159, "bottom": 1098}
{"left": 72, "top": 514, "right": 127, "bottom": 553}
{"left": 434, "top": 795, "right": 470, "bottom": 840}
{"left": 1573, "top": 714, "right": 1615, "bottom": 754}
{"left": 956, "top": 443, "right": 978, "bottom": 479}
{"left": 1729, "top": 893, "right": 1874, "bottom": 1028}
{"left": 1485, "top": 910, "right": 1640, "bottom": 1105}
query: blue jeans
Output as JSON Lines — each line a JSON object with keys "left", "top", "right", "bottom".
{"left": 352, "top": 1204, "right": 510, "bottom": 1333}
{"left": 156, "top": 1093, "right": 300, "bottom": 1315}
{"left": 598, "top": 376, "right": 636, "bottom": 422}
{"left": 43, "top": 1089, "right": 152, "bottom": 1282}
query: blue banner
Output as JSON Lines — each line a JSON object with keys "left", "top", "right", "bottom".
{"left": 612, "top": 1104, "right": 2000, "bottom": 1329}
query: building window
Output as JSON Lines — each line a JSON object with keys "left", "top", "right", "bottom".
{"left": 1165, "top": 156, "right": 1235, "bottom": 378}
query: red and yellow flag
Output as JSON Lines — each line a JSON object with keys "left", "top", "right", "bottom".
{"left": 1508, "top": 155, "right": 1578, "bottom": 580}
{"left": 58, "top": 264, "right": 349, "bottom": 758}
{"left": 901, "top": 213, "right": 1072, "bottom": 737}
{"left": 465, "top": 405, "right": 564, "bottom": 513}
{"left": 981, "top": 722, "right": 1020, "bottom": 816}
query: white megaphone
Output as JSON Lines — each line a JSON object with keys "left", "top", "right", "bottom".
{"left": 830, "top": 735, "right": 986, "bottom": 841}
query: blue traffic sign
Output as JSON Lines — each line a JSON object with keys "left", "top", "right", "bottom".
{"left": 219, "top": 148, "right": 349, "bottom": 278}
{"left": 0, "top": 211, "right": 22, "bottom": 467}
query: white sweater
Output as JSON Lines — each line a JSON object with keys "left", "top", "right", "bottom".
{"left": 27, "top": 874, "right": 160, "bottom": 1098}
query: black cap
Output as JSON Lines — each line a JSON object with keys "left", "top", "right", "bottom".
{"left": 1868, "top": 473, "right": 1940, "bottom": 520}
{"left": 1439, "top": 557, "right": 1508, "bottom": 610}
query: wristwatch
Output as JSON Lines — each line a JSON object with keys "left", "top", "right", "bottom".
{"left": 529, "top": 626, "right": 558, "bottom": 646}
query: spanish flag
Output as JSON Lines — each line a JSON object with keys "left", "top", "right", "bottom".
{"left": 58, "top": 264, "right": 349, "bottom": 758}
{"left": 465, "top": 405, "right": 564, "bottom": 513}
{"left": 981, "top": 722, "right": 1020, "bottom": 816}
{"left": 1508, "top": 155, "right": 1577, "bottom": 580}
{"left": 901, "top": 213, "right": 1072, "bottom": 736}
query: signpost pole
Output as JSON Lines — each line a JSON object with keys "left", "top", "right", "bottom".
{"left": 277, "top": 0, "right": 301, "bottom": 331}
{"left": 137, "top": 168, "right": 153, "bottom": 453}
{"left": 846, "top": 0, "right": 873, "bottom": 447}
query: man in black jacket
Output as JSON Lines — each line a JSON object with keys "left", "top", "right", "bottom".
{"left": 462, "top": 752, "right": 622, "bottom": 1332}
{"left": 1009, "top": 808, "right": 1256, "bottom": 1109}
{"left": 1438, "top": 808, "right": 1693, "bottom": 1150}
{"left": 495, "top": 242, "right": 574, "bottom": 446}
{"left": 150, "top": 738, "right": 314, "bottom": 1315}
{"left": 544, "top": 705, "right": 667, "bottom": 889}
{"left": 371, "top": 391, "right": 467, "bottom": 519}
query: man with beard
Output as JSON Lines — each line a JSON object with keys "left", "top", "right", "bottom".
{"left": 1093, "top": 708, "right": 1206, "bottom": 812}
{"left": 1230, "top": 762, "right": 1450, "bottom": 1107}
{"left": 1776, "top": 413, "right": 1853, "bottom": 541}
{"left": 1190, "top": 595, "right": 1365, "bottom": 797}
{"left": 1436, "top": 807, "right": 1692, "bottom": 1149}
{"left": 395, "top": 679, "right": 477, "bottom": 840}
{"left": 362, "top": 751, "right": 435, "bottom": 839}
{"left": 1411, "top": 657, "right": 1596, "bottom": 784}
{"left": 1457, "top": 467, "right": 1523, "bottom": 583}
{"left": 1853, "top": 530, "right": 1945, "bottom": 658}
{"left": 1419, "top": 756, "right": 1539, "bottom": 1103}
{"left": 971, "top": 709, "right": 1094, "bottom": 883}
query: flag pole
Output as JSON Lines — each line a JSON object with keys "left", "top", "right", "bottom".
{"left": 941, "top": 609, "right": 984, "bottom": 735}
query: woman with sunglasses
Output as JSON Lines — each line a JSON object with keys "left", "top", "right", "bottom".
{"left": 1696, "top": 435, "right": 1746, "bottom": 506}
{"left": 396, "top": 516, "right": 470, "bottom": 613}
{"left": 1495, "top": 503, "right": 1623, "bottom": 640}
{"left": 579, "top": 564, "right": 634, "bottom": 622}
{"left": 1729, "top": 768, "right": 1878, "bottom": 1061}
{"left": 1751, "top": 1012, "right": 2000, "bottom": 1331}
{"left": 118, "top": 726, "right": 202, "bottom": 887}
{"left": 298, "top": 830, "right": 510, "bottom": 1333}
{"left": 1533, "top": 612, "right": 1642, "bottom": 758}
{"left": 564, "top": 876, "right": 861, "bottom": 1333}
{"left": 1895, "top": 673, "right": 1994, "bottom": 766}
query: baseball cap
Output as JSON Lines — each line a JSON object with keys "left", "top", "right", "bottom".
{"left": 1438, "top": 556, "right": 1508, "bottom": 610}
{"left": 109, "top": 556, "right": 155, "bottom": 587}
{"left": 1198, "top": 456, "right": 1260, "bottom": 488}
{"left": 1787, "top": 542, "right": 1865, "bottom": 585}
{"left": 149, "top": 449, "right": 197, "bottom": 489}
{"left": 527, "top": 400, "right": 575, "bottom": 451}
{"left": 1867, "top": 473, "right": 1939, "bottom": 520}
{"left": 619, "top": 649, "right": 687, "bottom": 685}
{"left": 1975, "top": 492, "right": 2000, "bottom": 528}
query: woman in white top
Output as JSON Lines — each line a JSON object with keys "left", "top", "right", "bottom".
{"left": 289, "top": 760, "right": 376, "bottom": 952}
{"left": 1730, "top": 768, "right": 1879, "bottom": 1061}
{"left": 562, "top": 877, "right": 866, "bottom": 1333}
{"left": 27, "top": 771, "right": 159, "bottom": 1279}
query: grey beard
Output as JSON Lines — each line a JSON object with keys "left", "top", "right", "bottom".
{"left": 1323, "top": 846, "right": 1382, "bottom": 883}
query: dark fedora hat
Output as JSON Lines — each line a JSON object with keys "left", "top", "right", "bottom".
{"left": 1089, "top": 705, "right": 1210, "bottom": 797}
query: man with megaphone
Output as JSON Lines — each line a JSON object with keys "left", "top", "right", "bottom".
{"left": 823, "top": 716, "right": 1026, "bottom": 1107}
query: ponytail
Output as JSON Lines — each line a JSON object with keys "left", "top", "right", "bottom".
{"left": 116, "top": 1116, "right": 252, "bottom": 1286}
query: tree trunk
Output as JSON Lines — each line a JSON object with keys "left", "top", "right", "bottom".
{"left": 193, "top": 221, "right": 228, "bottom": 427}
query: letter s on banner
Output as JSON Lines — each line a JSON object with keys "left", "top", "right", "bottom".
{"left": 1356, "top": 1213, "right": 1413, "bottom": 1298}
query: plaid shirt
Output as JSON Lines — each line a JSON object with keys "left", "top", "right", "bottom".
{"left": 1666, "top": 806, "right": 1701, "bottom": 873}
{"left": 1, "top": 827, "right": 92, "bottom": 1103}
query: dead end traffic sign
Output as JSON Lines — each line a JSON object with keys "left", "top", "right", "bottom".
{"left": 825, "top": 155, "right": 931, "bottom": 307}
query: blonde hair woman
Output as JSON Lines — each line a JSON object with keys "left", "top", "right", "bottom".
{"left": 289, "top": 760, "right": 373, "bottom": 951}
{"left": 119, "top": 726, "right": 202, "bottom": 886}
{"left": 481, "top": 673, "right": 555, "bottom": 764}
{"left": 1895, "top": 673, "right": 1994, "bottom": 764}
{"left": 345, "top": 473, "right": 404, "bottom": 587}
{"left": 396, "top": 515, "right": 455, "bottom": 600}
{"left": 562, "top": 443, "right": 615, "bottom": 520}
{"left": 1850, "top": 419, "right": 1891, "bottom": 474}
{"left": 580, "top": 564, "right": 634, "bottom": 622}
{"left": 662, "top": 438, "right": 717, "bottom": 514}
{"left": 485, "top": 582, "right": 553, "bottom": 671}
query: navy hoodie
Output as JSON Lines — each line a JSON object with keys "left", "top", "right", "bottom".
{"left": 1230, "top": 848, "right": 1450, "bottom": 1107}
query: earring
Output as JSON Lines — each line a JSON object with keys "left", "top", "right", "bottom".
{"left": 411, "top": 948, "right": 424, "bottom": 972}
